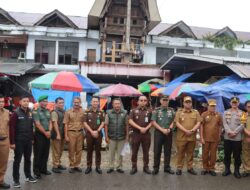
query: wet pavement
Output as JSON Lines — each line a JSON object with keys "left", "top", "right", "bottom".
{"left": 4, "top": 149, "right": 250, "bottom": 190}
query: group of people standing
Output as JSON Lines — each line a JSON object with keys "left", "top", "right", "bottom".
{"left": 0, "top": 93, "right": 250, "bottom": 189}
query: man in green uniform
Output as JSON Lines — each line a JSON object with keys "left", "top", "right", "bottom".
{"left": 152, "top": 95, "right": 175, "bottom": 175}
{"left": 33, "top": 95, "right": 52, "bottom": 179}
{"left": 51, "top": 97, "right": 66, "bottom": 173}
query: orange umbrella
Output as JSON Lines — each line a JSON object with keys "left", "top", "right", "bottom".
{"left": 150, "top": 87, "right": 164, "bottom": 97}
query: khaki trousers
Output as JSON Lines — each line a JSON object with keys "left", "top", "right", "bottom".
{"left": 202, "top": 141, "right": 218, "bottom": 171}
{"left": 68, "top": 131, "right": 83, "bottom": 168}
{"left": 176, "top": 140, "right": 196, "bottom": 170}
{"left": 242, "top": 141, "right": 250, "bottom": 172}
{"left": 51, "top": 139, "right": 65, "bottom": 168}
{"left": 108, "top": 139, "right": 125, "bottom": 169}
{"left": 0, "top": 138, "right": 9, "bottom": 184}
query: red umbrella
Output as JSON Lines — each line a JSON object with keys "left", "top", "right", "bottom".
{"left": 98, "top": 83, "right": 142, "bottom": 97}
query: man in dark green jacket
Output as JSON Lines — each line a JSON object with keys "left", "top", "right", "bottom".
{"left": 105, "top": 98, "right": 128, "bottom": 174}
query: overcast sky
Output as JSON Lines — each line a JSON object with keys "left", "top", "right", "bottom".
{"left": 1, "top": 0, "right": 250, "bottom": 32}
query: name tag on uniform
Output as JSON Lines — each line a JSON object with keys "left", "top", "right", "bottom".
{"left": 18, "top": 117, "right": 25, "bottom": 119}
{"left": 145, "top": 117, "right": 148, "bottom": 122}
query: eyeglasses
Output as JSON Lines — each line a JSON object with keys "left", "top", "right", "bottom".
{"left": 139, "top": 99, "right": 147, "bottom": 102}
{"left": 162, "top": 99, "right": 169, "bottom": 101}
{"left": 184, "top": 101, "right": 192, "bottom": 104}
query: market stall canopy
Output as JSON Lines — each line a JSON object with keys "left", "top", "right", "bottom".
{"left": 161, "top": 54, "right": 250, "bottom": 78}
{"left": 98, "top": 83, "right": 142, "bottom": 97}
{"left": 29, "top": 71, "right": 99, "bottom": 93}
{"left": 0, "top": 62, "right": 43, "bottom": 76}
{"left": 138, "top": 78, "right": 165, "bottom": 93}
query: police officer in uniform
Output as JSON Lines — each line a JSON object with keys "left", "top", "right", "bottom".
{"left": 51, "top": 97, "right": 66, "bottom": 173}
{"left": 84, "top": 97, "right": 105, "bottom": 174}
{"left": 175, "top": 96, "right": 202, "bottom": 175}
{"left": 10, "top": 95, "right": 37, "bottom": 188}
{"left": 33, "top": 95, "right": 52, "bottom": 179}
{"left": 129, "top": 95, "right": 152, "bottom": 175}
{"left": 64, "top": 97, "right": 84, "bottom": 173}
{"left": 152, "top": 95, "right": 175, "bottom": 175}
{"left": 222, "top": 97, "right": 244, "bottom": 178}
{"left": 242, "top": 100, "right": 250, "bottom": 177}
{"left": 200, "top": 99, "right": 222, "bottom": 176}
{"left": 0, "top": 94, "right": 10, "bottom": 189}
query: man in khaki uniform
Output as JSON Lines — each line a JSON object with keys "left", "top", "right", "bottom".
{"left": 51, "top": 97, "right": 66, "bottom": 173}
{"left": 242, "top": 100, "right": 250, "bottom": 177}
{"left": 0, "top": 95, "right": 10, "bottom": 189}
{"left": 200, "top": 99, "right": 222, "bottom": 176}
{"left": 175, "top": 96, "right": 202, "bottom": 175}
{"left": 64, "top": 97, "right": 84, "bottom": 173}
{"left": 84, "top": 97, "right": 105, "bottom": 174}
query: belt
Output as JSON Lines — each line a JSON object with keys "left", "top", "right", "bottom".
{"left": 68, "top": 129, "right": 82, "bottom": 132}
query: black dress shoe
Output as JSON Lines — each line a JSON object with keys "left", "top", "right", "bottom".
{"left": 130, "top": 168, "right": 137, "bottom": 175}
{"left": 187, "top": 169, "right": 197, "bottom": 175}
{"left": 164, "top": 168, "right": 175, "bottom": 174}
{"left": 176, "top": 169, "right": 182, "bottom": 175}
{"left": 85, "top": 167, "right": 92, "bottom": 174}
{"left": 209, "top": 171, "right": 217, "bottom": 176}
{"left": 0, "top": 182, "right": 10, "bottom": 189}
{"left": 116, "top": 169, "right": 124, "bottom": 173}
{"left": 96, "top": 167, "right": 102, "bottom": 174}
{"left": 143, "top": 168, "right": 152, "bottom": 175}
{"left": 201, "top": 170, "right": 208, "bottom": 175}
{"left": 107, "top": 168, "right": 114, "bottom": 174}
{"left": 74, "top": 167, "right": 82, "bottom": 173}
{"left": 34, "top": 174, "right": 42, "bottom": 179}
{"left": 242, "top": 172, "right": 250, "bottom": 177}
{"left": 52, "top": 167, "right": 62, "bottom": 173}
{"left": 41, "top": 171, "right": 52, "bottom": 175}
{"left": 58, "top": 165, "right": 67, "bottom": 170}
{"left": 234, "top": 171, "right": 241, "bottom": 179}
{"left": 152, "top": 169, "right": 159, "bottom": 175}
{"left": 222, "top": 168, "right": 231, "bottom": 176}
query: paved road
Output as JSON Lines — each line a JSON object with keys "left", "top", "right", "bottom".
{"left": 4, "top": 159, "right": 250, "bottom": 190}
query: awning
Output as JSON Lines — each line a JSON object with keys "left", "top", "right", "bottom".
{"left": 160, "top": 54, "right": 250, "bottom": 78}
{"left": 0, "top": 62, "right": 43, "bottom": 76}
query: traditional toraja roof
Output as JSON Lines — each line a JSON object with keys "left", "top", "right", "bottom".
{"left": 150, "top": 21, "right": 250, "bottom": 41}
{"left": 0, "top": 8, "right": 20, "bottom": 25}
{"left": 34, "top": 9, "right": 78, "bottom": 29}
{"left": 88, "top": 0, "right": 161, "bottom": 32}
{"left": 158, "top": 20, "right": 197, "bottom": 39}
{"left": 7, "top": 11, "right": 87, "bottom": 29}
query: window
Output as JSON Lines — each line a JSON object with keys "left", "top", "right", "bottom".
{"left": 120, "top": 18, "right": 125, "bottom": 24}
{"left": 113, "top": 17, "right": 118, "bottom": 24}
{"left": 176, "top": 49, "right": 194, "bottom": 54}
{"left": 58, "top": 41, "right": 79, "bottom": 65}
{"left": 132, "top": 19, "right": 137, "bottom": 25}
{"left": 35, "top": 40, "right": 56, "bottom": 64}
{"left": 156, "top": 47, "right": 174, "bottom": 65}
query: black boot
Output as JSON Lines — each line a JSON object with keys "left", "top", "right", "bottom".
{"left": 222, "top": 166, "right": 231, "bottom": 176}
{"left": 234, "top": 166, "right": 241, "bottom": 179}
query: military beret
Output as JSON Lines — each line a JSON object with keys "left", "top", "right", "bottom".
{"left": 160, "top": 95, "right": 169, "bottom": 100}
{"left": 38, "top": 95, "right": 48, "bottom": 102}
{"left": 230, "top": 97, "right": 239, "bottom": 103}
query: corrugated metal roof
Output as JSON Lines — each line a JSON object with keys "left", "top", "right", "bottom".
{"left": 161, "top": 54, "right": 250, "bottom": 78}
{"left": 0, "top": 62, "right": 43, "bottom": 76}
{"left": 149, "top": 22, "right": 250, "bottom": 41}
{"left": 8, "top": 11, "right": 88, "bottom": 29}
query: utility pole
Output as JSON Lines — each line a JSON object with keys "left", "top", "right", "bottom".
{"left": 123, "top": 0, "right": 131, "bottom": 63}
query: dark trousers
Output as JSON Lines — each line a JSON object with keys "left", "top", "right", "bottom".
{"left": 86, "top": 133, "right": 102, "bottom": 167}
{"left": 224, "top": 139, "right": 242, "bottom": 168}
{"left": 33, "top": 132, "right": 50, "bottom": 175}
{"left": 153, "top": 130, "right": 172, "bottom": 170}
{"left": 131, "top": 132, "right": 151, "bottom": 169}
{"left": 13, "top": 140, "right": 32, "bottom": 181}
